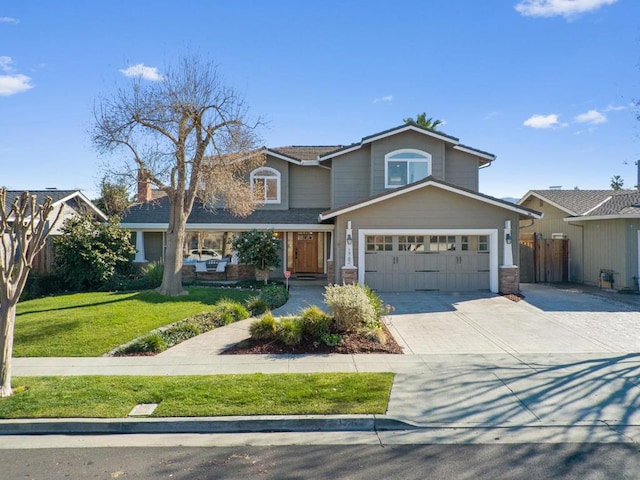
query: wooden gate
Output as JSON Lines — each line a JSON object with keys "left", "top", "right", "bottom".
{"left": 519, "top": 233, "right": 568, "bottom": 283}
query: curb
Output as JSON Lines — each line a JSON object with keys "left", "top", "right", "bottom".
{"left": 0, "top": 415, "right": 418, "bottom": 436}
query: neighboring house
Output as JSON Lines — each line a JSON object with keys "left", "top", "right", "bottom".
{"left": 518, "top": 189, "right": 640, "bottom": 291}
{"left": 121, "top": 124, "right": 541, "bottom": 293}
{"left": 2, "top": 189, "right": 108, "bottom": 273}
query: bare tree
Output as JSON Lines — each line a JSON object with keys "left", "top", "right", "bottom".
{"left": 93, "top": 55, "right": 264, "bottom": 296}
{"left": 0, "top": 190, "right": 62, "bottom": 397}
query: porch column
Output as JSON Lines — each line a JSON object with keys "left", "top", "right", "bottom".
{"left": 342, "top": 221, "right": 358, "bottom": 284}
{"left": 134, "top": 230, "right": 147, "bottom": 263}
{"left": 503, "top": 220, "right": 514, "bottom": 267}
{"left": 500, "top": 220, "right": 518, "bottom": 294}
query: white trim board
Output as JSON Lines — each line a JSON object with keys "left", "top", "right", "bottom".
{"left": 357, "top": 228, "right": 499, "bottom": 293}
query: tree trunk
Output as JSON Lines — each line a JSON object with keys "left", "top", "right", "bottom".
{"left": 156, "top": 194, "right": 188, "bottom": 296}
{"left": 0, "top": 301, "right": 16, "bottom": 397}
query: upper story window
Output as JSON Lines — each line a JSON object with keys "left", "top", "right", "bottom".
{"left": 250, "top": 167, "right": 281, "bottom": 204}
{"left": 385, "top": 149, "right": 432, "bottom": 188}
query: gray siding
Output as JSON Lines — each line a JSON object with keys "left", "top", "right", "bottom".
{"left": 444, "top": 147, "right": 480, "bottom": 191}
{"left": 370, "top": 131, "right": 445, "bottom": 196}
{"left": 519, "top": 197, "right": 585, "bottom": 282}
{"left": 331, "top": 147, "right": 371, "bottom": 208}
{"left": 289, "top": 164, "right": 330, "bottom": 208}
{"left": 144, "top": 232, "right": 164, "bottom": 262}
{"left": 583, "top": 219, "right": 633, "bottom": 289}
{"left": 331, "top": 186, "right": 519, "bottom": 278}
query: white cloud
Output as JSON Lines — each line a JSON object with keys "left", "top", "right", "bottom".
{"left": 0, "top": 73, "right": 33, "bottom": 96}
{"left": 119, "top": 63, "right": 163, "bottom": 81}
{"left": 574, "top": 109, "right": 607, "bottom": 124}
{"left": 0, "top": 56, "right": 13, "bottom": 72}
{"left": 603, "top": 104, "right": 626, "bottom": 112}
{"left": 372, "top": 95, "right": 393, "bottom": 104}
{"left": 515, "top": 0, "right": 618, "bottom": 19}
{"left": 523, "top": 114, "right": 563, "bottom": 129}
{"left": 0, "top": 17, "right": 19, "bottom": 24}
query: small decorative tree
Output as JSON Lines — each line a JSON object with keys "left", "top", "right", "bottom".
{"left": 232, "top": 229, "right": 281, "bottom": 283}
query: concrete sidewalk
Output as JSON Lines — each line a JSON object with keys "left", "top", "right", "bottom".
{"left": 6, "top": 283, "right": 640, "bottom": 442}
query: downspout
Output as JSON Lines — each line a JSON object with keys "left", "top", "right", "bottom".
{"left": 567, "top": 221, "right": 584, "bottom": 284}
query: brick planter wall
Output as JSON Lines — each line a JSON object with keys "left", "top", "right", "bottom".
{"left": 327, "top": 260, "right": 334, "bottom": 284}
{"left": 341, "top": 266, "right": 358, "bottom": 285}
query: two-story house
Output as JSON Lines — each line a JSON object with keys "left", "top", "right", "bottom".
{"left": 121, "top": 124, "right": 541, "bottom": 293}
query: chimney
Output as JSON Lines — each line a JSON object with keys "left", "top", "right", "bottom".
{"left": 137, "top": 169, "right": 152, "bottom": 202}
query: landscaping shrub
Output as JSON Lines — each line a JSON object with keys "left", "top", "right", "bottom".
{"left": 276, "top": 317, "right": 303, "bottom": 346}
{"left": 235, "top": 279, "right": 284, "bottom": 289}
{"left": 211, "top": 299, "right": 250, "bottom": 325}
{"left": 323, "top": 283, "right": 376, "bottom": 332}
{"left": 20, "top": 272, "right": 66, "bottom": 300}
{"left": 162, "top": 322, "right": 201, "bottom": 345}
{"left": 299, "top": 306, "right": 333, "bottom": 342}
{"left": 260, "top": 284, "right": 289, "bottom": 310}
{"left": 245, "top": 295, "right": 269, "bottom": 316}
{"left": 122, "top": 333, "right": 168, "bottom": 354}
{"left": 53, "top": 214, "right": 136, "bottom": 292}
{"left": 139, "top": 261, "right": 164, "bottom": 289}
{"left": 249, "top": 313, "right": 277, "bottom": 340}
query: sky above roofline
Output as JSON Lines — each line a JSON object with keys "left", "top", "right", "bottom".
{"left": 1, "top": 0, "right": 638, "bottom": 199}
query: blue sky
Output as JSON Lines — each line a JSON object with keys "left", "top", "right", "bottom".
{"left": 1, "top": 0, "right": 638, "bottom": 200}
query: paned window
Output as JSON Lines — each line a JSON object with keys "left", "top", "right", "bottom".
{"left": 385, "top": 149, "right": 432, "bottom": 188}
{"left": 250, "top": 167, "right": 281, "bottom": 203}
{"left": 366, "top": 235, "right": 393, "bottom": 252}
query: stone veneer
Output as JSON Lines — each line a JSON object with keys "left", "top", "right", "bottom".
{"left": 499, "top": 266, "right": 519, "bottom": 295}
{"left": 326, "top": 260, "right": 334, "bottom": 284}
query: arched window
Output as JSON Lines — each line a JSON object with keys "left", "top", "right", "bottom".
{"left": 384, "top": 149, "right": 432, "bottom": 188}
{"left": 250, "top": 167, "right": 281, "bottom": 203}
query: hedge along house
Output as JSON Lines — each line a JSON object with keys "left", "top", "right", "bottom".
{"left": 120, "top": 124, "right": 541, "bottom": 292}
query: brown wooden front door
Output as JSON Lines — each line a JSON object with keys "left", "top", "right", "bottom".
{"left": 294, "top": 232, "right": 318, "bottom": 273}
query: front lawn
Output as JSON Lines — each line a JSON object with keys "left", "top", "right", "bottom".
{"left": 0, "top": 373, "right": 394, "bottom": 418}
{"left": 14, "top": 288, "right": 253, "bottom": 357}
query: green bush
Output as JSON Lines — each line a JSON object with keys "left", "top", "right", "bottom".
{"left": 249, "top": 313, "right": 277, "bottom": 340}
{"left": 162, "top": 322, "right": 201, "bottom": 345}
{"left": 276, "top": 317, "right": 303, "bottom": 346}
{"left": 361, "top": 285, "right": 389, "bottom": 329}
{"left": 246, "top": 295, "right": 269, "bottom": 316}
{"left": 121, "top": 333, "right": 168, "bottom": 354}
{"left": 232, "top": 229, "right": 281, "bottom": 276}
{"left": 20, "top": 272, "right": 67, "bottom": 300}
{"left": 235, "top": 279, "right": 284, "bottom": 289}
{"left": 323, "top": 283, "right": 376, "bottom": 332}
{"left": 211, "top": 299, "right": 250, "bottom": 326}
{"left": 140, "top": 261, "right": 164, "bottom": 288}
{"left": 299, "top": 306, "right": 333, "bottom": 342}
{"left": 53, "top": 214, "right": 136, "bottom": 292}
{"left": 261, "top": 284, "right": 290, "bottom": 309}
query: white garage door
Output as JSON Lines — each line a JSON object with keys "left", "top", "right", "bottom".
{"left": 364, "top": 234, "right": 491, "bottom": 292}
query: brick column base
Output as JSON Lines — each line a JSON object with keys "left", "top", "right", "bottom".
{"left": 327, "top": 260, "right": 334, "bottom": 284}
{"left": 499, "top": 266, "right": 520, "bottom": 295}
{"left": 341, "top": 266, "right": 358, "bottom": 285}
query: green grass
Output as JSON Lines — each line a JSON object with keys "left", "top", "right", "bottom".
{"left": 0, "top": 373, "right": 394, "bottom": 418}
{"left": 14, "top": 288, "right": 253, "bottom": 357}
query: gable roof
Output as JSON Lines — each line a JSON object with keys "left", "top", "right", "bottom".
{"left": 3, "top": 190, "right": 107, "bottom": 220}
{"left": 268, "top": 146, "right": 342, "bottom": 163}
{"left": 317, "top": 124, "right": 496, "bottom": 165}
{"left": 519, "top": 189, "right": 640, "bottom": 220}
{"left": 319, "top": 176, "right": 541, "bottom": 221}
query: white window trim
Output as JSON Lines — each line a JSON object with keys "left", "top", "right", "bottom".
{"left": 358, "top": 228, "right": 499, "bottom": 293}
{"left": 250, "top": 167, "right": 281, "bottom": 204}
{"left": 384, "top": 149, "right": 432, "bottom": 189}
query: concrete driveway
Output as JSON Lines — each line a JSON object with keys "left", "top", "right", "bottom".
{"left": 383, "top": 284, "right": 640, "bottom": 355}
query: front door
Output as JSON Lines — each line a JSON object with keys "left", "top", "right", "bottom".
{"left": 294, "top": 232, "right": 318, "bottom": 273}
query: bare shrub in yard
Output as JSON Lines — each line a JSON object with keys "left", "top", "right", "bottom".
{"left": 323, "top": 284, "right": 376, "bottom": 332}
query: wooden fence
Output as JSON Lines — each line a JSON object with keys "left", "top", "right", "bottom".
{"left": 519, "top": 233, "right": 568, "bottom": 283}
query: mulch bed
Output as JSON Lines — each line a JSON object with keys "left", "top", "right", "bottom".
{"left": 222, "top": 324, "right": 404, "bottom": 355}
